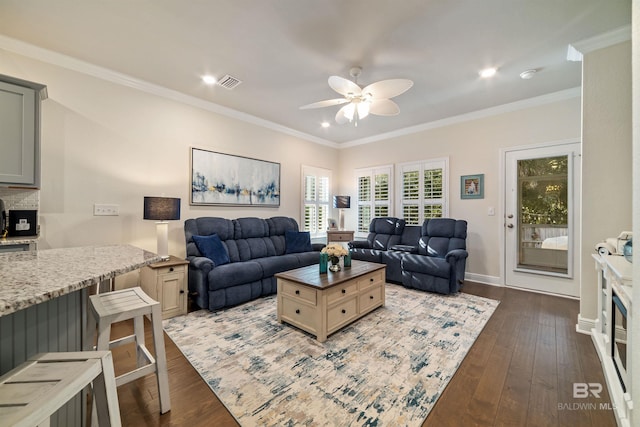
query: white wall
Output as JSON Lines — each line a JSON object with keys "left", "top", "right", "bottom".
{"left": 0, "top": 50, "right": 339, "bottom": 258}
{"left": 580, "top": 41, "right": 632, "bottom": 324}
{"left": 338, "top": 97, "right": 582, "bottom": 284}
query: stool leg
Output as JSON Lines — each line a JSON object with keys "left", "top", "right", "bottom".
{"left": 96, "top": 319, "right": 112, "bottom": 352}
{"left": 150, "top": 304, "right": 171, "bottom": 414}
{"left": 92, "top": 352, "right": 122, "bottom": 427}
{"left": 133, "top": 316, "right": 145, "bottom": 368}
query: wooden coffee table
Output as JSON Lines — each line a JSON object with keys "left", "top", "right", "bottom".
{"left": 275, "top": 260, "right": 386, "bottom": 342}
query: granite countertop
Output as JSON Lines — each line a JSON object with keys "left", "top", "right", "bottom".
{"left": 0, "top": 244, "right": 161, "bottom": 317}
{"left": 0, "top": 236, "right": 39, "bottom": 246}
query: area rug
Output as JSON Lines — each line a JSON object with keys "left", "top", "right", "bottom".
{"left": 163, "top": 284, "right": 498, "bottom": 426}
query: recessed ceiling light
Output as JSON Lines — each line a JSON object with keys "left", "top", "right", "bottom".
{"left": 479, "top": 67, "right": 497, "bottom": 78}
{"left": 519, "top": 69, "right": 537, "bottom": 80}
{"left": 202, "top": 75, "right": 217, "bottom": 85}
{"left": 321, "top": 121, "right": 330, "bottom": 128}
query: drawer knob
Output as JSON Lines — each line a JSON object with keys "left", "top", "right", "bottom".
{"left": 370, "top": 278, "right": 374, "bottom": 282}
{"left": 341, "top": 289, "right": 346, "bottom": 294}
{"left": 341, "top": 309, "right": 346, "bottom": 314}
{"left": 295, "top": 309, "right": 300, "bottom": 314}
{"left": 169, "top": 267, "right": 174, "bottom": 272}
{"left": 180, "top": 290, "right": 185, "bottom": 294}
{"left": 370, "top": 295, "right": 374, "bottom": 299}
{"left": 295, "top": 290, "right": 300, "bottom": 295}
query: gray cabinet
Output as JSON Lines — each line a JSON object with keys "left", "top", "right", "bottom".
{"left": 0, "top": 74, "right": 47, "bottom": 187}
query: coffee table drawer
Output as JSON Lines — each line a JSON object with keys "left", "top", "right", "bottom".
{"left": 281, "top": 281, "right": 317, "bottom": 305}
{"left": 326, "top": 281, "right": 358, "bottom": 304}
{"left": 281, "top": 296, "right": 317, "bottom": 331}
{"left": 359, "top": 284, "right": 383, "bottom": 313}
{"left": 327, "top": 297, "right": 358, "bottom": 332}
{"left": 357, "top": 270, "right": 384, "bottom": 290}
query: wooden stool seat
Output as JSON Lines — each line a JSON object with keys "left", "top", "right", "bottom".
{"left": 0, "top": 351, "right": 121, "bottom": 427}
{"left": 89, "top": 287, "right": 171, "bottom": 414}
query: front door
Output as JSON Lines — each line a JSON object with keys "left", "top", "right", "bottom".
{"left": 504, "top": 142, "right": 581, "bottom": 297}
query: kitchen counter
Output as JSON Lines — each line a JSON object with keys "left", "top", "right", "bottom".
{"left": 0, "top": 236, "right": 38, "bottom": 246}
{"left": 0, "top": 244, "right": 161, "bottom": 317}
{"left": 0, "top": 235, "right": 38, "bottom": 252}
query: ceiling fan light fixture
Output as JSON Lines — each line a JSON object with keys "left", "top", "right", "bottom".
{"left": 343, "top": 103, "right": 356, "bottom": 121}
{"left": 357, "top": 101, "right": 370, "bottom": 119}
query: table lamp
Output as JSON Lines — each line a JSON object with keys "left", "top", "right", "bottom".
{"left": 333, "top": 195, "right": 350, "bottom": 231}
{"left": 143, "top": 196, "right": 181, "bottom": 260}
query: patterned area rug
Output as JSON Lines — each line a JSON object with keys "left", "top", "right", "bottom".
{"left": 163, "top": 284, "right": 498, "bottom": 426}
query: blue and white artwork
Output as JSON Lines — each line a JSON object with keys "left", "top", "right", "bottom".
{"left": 191, "top": 148, "right": 280, "bottom": 206}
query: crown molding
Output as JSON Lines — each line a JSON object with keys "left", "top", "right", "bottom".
{"left": 0, "top": 34, "right": 584, "bottom": 151}
{"left": 568, "top": 25, "right": 632, "bottom": 60}
{"left": 0, "top": 34, "right": 338, "bottom": 149}
{"left": 341, "top": 87, "right": 581, "bottom": 148}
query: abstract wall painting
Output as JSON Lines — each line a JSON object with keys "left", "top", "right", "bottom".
{"left": 191, "top": 148, "right": 280, "bottom": 206}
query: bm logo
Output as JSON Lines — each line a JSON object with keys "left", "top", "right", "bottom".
{"left": 573, "top": 383, "right": 602, "bottom": 398}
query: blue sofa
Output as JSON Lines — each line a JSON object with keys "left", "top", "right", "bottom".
{"left": 184, "top": 216, "right": 323, "bottom": 311}
{"left": 349, "top": 217, "right": 468, "bottom": 294}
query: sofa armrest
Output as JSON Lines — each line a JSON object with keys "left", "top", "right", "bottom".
{"left": 189, "top": 256, "right": 215, "bottom": 273}
{"left": 445, "top": 249, "right": 468, "bottom": 264}
{"left": 389, "top": 244, "right": 418, "bottom": 253}
{"left": 311, "top": 243, "right": 325, "bottom": 251}
{"left": 348, "top": 240, "right": 371, "bottom": 249}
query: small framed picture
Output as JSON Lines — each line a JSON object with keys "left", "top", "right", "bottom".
{"left": 327, "top": 218, "right": 338, "bottom": 230}
{"left": 461, "top": 174, "right": 484, "bottom": 199}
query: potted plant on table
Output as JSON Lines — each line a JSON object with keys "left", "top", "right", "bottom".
{"left": 321, "top": 243, "right": 349, "bottom": 272}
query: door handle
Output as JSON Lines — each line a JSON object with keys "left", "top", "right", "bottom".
{"left": 507, "top": 214, "right": 514, "bottom": 219}
{"left": 507, "top": 224, "right": 514, "bottom": 228}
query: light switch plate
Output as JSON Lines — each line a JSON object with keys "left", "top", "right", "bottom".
{"left": 94, "top": 204, "right": 119, "bottom": 216}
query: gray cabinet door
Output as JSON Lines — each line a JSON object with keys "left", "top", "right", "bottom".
{"left": 0, "top": 80, "right": 37, "bottom": 186}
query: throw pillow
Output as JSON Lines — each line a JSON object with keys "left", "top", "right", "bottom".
{"left": 193, "top": 234, "right": 230, "bottom": 266}
{"left": 285, "top": 230, "right": 312, "bottom": 254}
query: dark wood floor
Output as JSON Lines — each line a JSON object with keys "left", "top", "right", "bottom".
{"left": 110, "top": 282, "right": 616, "bottom": 426}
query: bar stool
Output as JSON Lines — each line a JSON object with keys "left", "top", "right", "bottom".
{"left": 89, "top": 287, "right": 171, "bottom": 414}
{"left": 0, "top": 351, "right": 121, "bottom": 426}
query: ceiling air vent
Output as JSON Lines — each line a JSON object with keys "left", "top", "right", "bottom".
{"left": 217, "top": 74, "right": 242, "bottom": 90}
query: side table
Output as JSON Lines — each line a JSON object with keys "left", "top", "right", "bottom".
{"left": 140, "top": 255, "right": 189, "bottom": 319}
{"left": 327, "top": 230, "right": 354, "bottom": 244}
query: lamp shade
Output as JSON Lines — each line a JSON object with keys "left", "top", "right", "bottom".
{"left": 333, "top": 195, "right": 351, "bottom": 209}
{"left": 143, "top": 197, "right": 181, "bottom": 221}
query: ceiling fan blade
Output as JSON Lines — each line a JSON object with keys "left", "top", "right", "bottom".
{"left": 369, "top": 99, "right": 400, "bottom": 116}
{"left": 335, "top": 104, "right": 352, "bottom": 124}
{"left": 328, "top": 76, "right": 362, "bottom": 97}
{"left": 362, "top": 79, "right": 413, "bottom": 99}
{"left": 299, "top": 98, "right": 349, "bottom": 109}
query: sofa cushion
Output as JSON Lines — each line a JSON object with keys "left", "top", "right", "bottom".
{"left": 192, "top": 234, "right": 230, "bottom": 266}
{"left": 285, "top": 231, "right": 312, "bottom": 254}
{"left": 255, "top": 254, "right": 300, "bottom": 277}
{"left": 402, "top": 254, "right": 451, "bottom": 279}
{"left": 208, "top": 261, "right": 263, "bottom": 290}
{"left": 184, "top": 217, "right": 235, "bottom": 260}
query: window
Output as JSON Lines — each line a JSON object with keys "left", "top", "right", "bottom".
{"left": 398, "top": 158, "right": 447, "bottom": 225}
{"left": 356, "top": 166, "right": 393, "bottom": 233}
{"left": 302, "top": 165, "right": 331, "bottom": 236}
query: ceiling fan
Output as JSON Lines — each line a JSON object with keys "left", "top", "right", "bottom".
{"left": 300, "top": 67, "right": 413, "bottom": 125}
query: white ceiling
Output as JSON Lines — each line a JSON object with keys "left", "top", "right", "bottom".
{"left": 0, "top": 0, "right": 631, "bottom": 145}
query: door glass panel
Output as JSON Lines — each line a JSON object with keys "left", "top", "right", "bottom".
{"left": 517, "top": 155, "right": 568, "bottom": 274}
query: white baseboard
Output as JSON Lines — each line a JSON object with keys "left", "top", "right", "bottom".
{"left": 576, "top": 314, "right": 596, "bottom": 335}
{"left": 464, "top": 272, "right": 502, "bottom": 286}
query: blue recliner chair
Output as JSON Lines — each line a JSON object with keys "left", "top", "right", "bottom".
{"left": 401, "top": 218, "right": 468, "bottom": 294}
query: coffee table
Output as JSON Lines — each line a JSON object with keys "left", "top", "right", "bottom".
{"left": 275, "top": 260, "right": 386, "bottom": 342}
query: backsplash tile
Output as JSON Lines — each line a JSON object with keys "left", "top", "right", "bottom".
{"left": 0, "top": 188, "right": 40, "bottom": 210}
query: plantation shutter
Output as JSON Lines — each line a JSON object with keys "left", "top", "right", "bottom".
{"left": 356, "top": 166, "right": 393, "bottom": 235}
{"left": 302, "top": 166, "right": 331, "bottom": 236}
{"left": 398, "top": 158, "right": 448, "bottom": 225}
